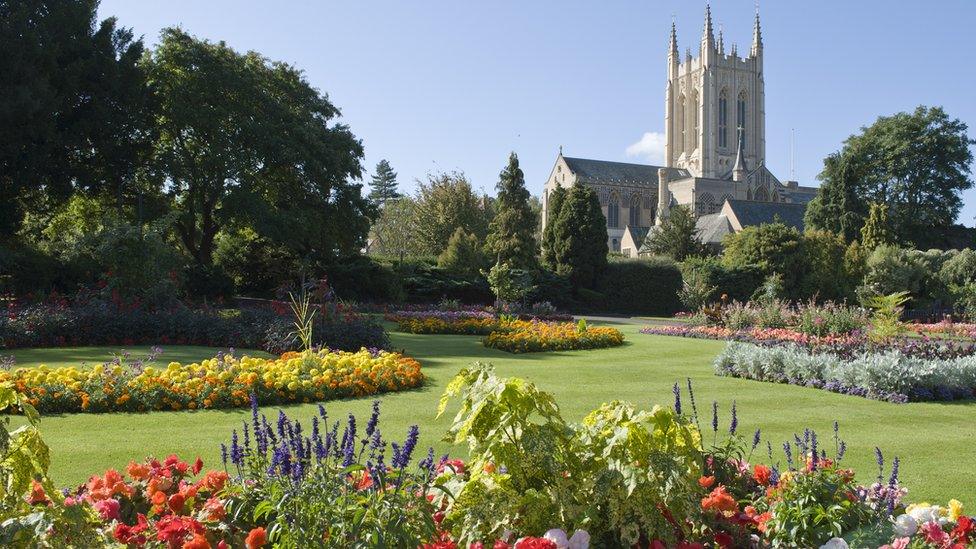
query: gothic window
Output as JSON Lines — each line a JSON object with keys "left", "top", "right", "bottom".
{"left": 754, "top": 185, "right": 769, "bottom": 202}
{"left": 629, "top": 193, "right": 642, "bottom": 227}
{"left": 718, "top": 90, "right": 728, "bottom": 148}
{"left": 607, "top": 192, "right": 620, "bottom": 228}
{"left": 612, "top": 238, "right": 620, "bottom": 252}
{"left": 677, "top": 95, "right": 685, "bottom": 155}
{"left": 691, "top": 91, "right": 699, "bottom": 151}
{"left": 697, "top": 192, "right": 717, "bottom": 215}
{"left": 737, "top": 91, "right": 747, "bottom": 148}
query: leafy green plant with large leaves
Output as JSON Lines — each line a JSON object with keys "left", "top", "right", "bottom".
{"left": 0, "top": 383, "right": 108, "bottom": 547}
{"left": 436, "top": 363, "right": 703, "bottom": 547}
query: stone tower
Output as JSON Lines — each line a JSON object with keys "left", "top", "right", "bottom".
{"left": 664, "top": 5, "right": 765, "bottom": 179}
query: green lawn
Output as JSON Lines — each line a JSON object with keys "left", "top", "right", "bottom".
{"left": 7, "top": 345, "right": 272, "bottom": 369}
{"left": 6, "top": 320, "right": 975, "bottom": 504}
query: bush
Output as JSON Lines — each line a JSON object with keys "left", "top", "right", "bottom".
{"left": 680, "top": 256, "right": 763, "bottom": 304}
{"left": 214, "top": 228, "right": 299, "bottom": 297}
{"left": 183, "top": 263, "right": 235, "bottom": 301}
{"left": 397, "top": 263, "right": 493, "bottom": 304}
{"left": 593, "top": 257, "right": 682, "bottom": 315}
{"left": 722, "top": 223, "right": 806, "bottom": 299}
{"left": 324, "top": 256, "right": 402, "bottom": 303}
{"left": 437, "top": 228, "right": 487, "bottom": 277}
{"left": 859, "top": 246, "right": 949, "bottom": 308}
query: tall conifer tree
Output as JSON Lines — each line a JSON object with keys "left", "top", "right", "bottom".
{"left": 541, "top": 185, "right": 568, "bottom": 269}
{"left": 552, "top": 182, "right": 608, "bottom": 288}
{"left": 368, "top": 159, "right": 401, "bottom": 205}
{"left": 485, "top": 153, "right": 538, "bottom": 269}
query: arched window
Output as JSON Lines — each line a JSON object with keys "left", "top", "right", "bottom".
{"left": 677, "top": 96, "right": 686, "bottom": 154}
{"left": 754, "top": 185, "right": 769, "bottom": 202}
{"left": 607, "top": 192, "right": 620, "bottom": 228}
{"left": 629, "top": 194, "right": 642, "bottom": 227}
{"left": 737, "top": 91, "right": 747, "bottom": 148}
{"left": 697, "top": 192, "right": 717, "bottom": 215}
{"left": 718, "top": 90, "right": 728, "bottom": 148}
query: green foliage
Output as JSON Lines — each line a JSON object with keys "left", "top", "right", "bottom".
{"left": 147, "top": 28, "right": 369, "bottom": 265}
{"left": 485, "top": 153, "right": 538, "bottom": 270}
{"left": 368, "top": 197, "right": 419, "bottom": 262}
{"left": 540, "top": 186, "right": 568, "bottom": 270}
{"left": 722, "top": 222, "right": 806, "bottom": 298}
{"left": 92, "top": 219, "right": 184, "bottom": 306}
{"left": 797, "top": 230, "right": 855, "bottom": 301}
{"left": 0, "top": 0, "right": 153, "bottom": 237}
{"left": 860, "top": 202, "right": 895, "bottom": 250}
{"left": 483, "top": 262, "right": 534, "bottom": 305}
{"left": 678, "top": 266, "right": 718, "bottom": 312}
{"left": 764, "top": 466, "right": 871, "bottom": 547}
{"left": 806, "top": 106, "right": 975, "bottom": 246}
{"left": 411, "top": 171, "right": 490, "bottom": 256}
{"left": 214, "top": 227, "right": 299, "bottom": 297}
{"left": 551, "top": 182, "right": 608, "bottom": 289}
{"left": 865, "top": 291, "right": 911, "bottom": 342}
{"left": 437, "top": 363, "right": 702, "bottom": 546}
{"left": 642, "top": 205, "right": 708, "bottom": 261}
{"left": 859, "top": 246, "right": 950, "bottom": 308}
{"left": 368, "top": 159, "right": 401, "bottom": 205}
{"left": 679, "top": 256, "right": 764, "bottom": 304}
{"left": 438, "top": 228, "right": 487, "bottom": 277}
{"left": 595, "top": 257, "right": 683, "bottom": 315}
{"left": 324, "top": 257, "right": 403, "bottom": 303}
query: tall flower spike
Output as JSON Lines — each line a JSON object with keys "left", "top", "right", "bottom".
{"left": 728, "top": 400, "right": 738, "bottom": 435}
{"left": 875, "top": 447, "right": 885, "bottom": 483}
{"left": 711, "top": 401, "right": 719, "bottom": 433}
{"left": 672, "top": 382, "right": 682, "bottom": 415}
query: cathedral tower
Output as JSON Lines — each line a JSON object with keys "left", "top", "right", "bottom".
{"left": 664, "top": 5, "right": 765, "bottom": 179}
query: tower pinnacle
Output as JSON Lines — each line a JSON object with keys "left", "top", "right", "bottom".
{"left": 702, "top": 3, "right": 715, "bottom": 46}
{"left": 717, "top": 24, "right": 725, "bottom": 54}
{"left": 669, "top": 19, "right": 678, "bottom": 58}
{"left": 751, "top": 5, "right": 763, "bottom": 56}
{"left": 732, "top": 127, "right": 747, "bottom": 182}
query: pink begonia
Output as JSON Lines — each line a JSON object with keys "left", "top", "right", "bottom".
{"left": 93, "top": 498, "right": 121, "bottom": 522}
{"left": 879, "top": 538, "right": 910, "bottom": 549}
{"left": 921, "top": 520, "right": 949, "bottom": 546}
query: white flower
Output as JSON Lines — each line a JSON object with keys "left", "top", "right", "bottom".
{"left": 819, "top": 538, "right": 849, "bottom": 549}
{"left": 568, "top": 530, "right": 590, "bottom": 549}
{"left": 893, "top": 514, "right": 918, "bottom": 537}
{"left": 544, "top": 529, "right": 569, "bottom": 549}
{"left": 908, "top": 505, "right": 941, "bottom": 524}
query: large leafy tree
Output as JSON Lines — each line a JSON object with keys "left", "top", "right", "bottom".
{"left": 0, "top": 0, "right": 153, "bottom": 237}
{"left": 146, "top": 28, "right": 368, "bottom": 265}
{"left": 722, "top": 222, "right": 806, "bottom": 298}
{"left": 641, "top": 205, "right": 707, "bottom": 261}
{"left": 551, "top": 182, "right": 608, "bottom": 288}
{"left": 485, "top": 153, "right": 538, "bottom": 269}
{"left": 368, "top": 159, "right": 401, "bottom": 205}
{"left": 411, "top": 171, "right": 489, "bottom": 256}
{"left": 805, "top": 106, "right": 974, "bottom": 245}
{"left": 368, "top": 196, "right": 418, "bottom": 261}
{"left": 860, "top": 202, "right": 896, "bottom": 251}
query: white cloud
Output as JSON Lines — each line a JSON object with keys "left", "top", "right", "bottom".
{"left": 625, "top": 131, "right": 666, "bottom": 164}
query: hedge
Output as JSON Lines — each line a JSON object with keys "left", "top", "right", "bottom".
{"left": 592, "top": 257, "right": 682, "bottom": 316}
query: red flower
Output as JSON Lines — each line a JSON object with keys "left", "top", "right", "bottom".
{"left": 676, "top": 542, "right": 705, "bottom": 549}
{"left": 953, "top": 516, "right": 975, "bottom": 543}
{"left": 713, "top": 532, "right": 734, "bottom": 548}
{"left": 701, "top": 486, "right": 738, "bottom": 516}
{"left": 192, "top": 457, "right": 204, "bottom": 475}
{"left": 156, "top": 515, "right": 205, "bottom": 546}
{"left": 168, "top": 492, "right": 186, "bottom": 513}
{"left": 94, "top": 498, "right": 121, "bottom": 521}
{"left": 183, "top": 533, "right": 211, "bottom": 549}
{"left": 753, "top": 464, "right": 771, "bottom": 486}
{"left": 27, "top": 480, "right": 49, "bottom": 505}
{"left": 245, "top": 527, "right": 267, "bottom": 549}
{"left": 698, "top": 475, "right": 715, "bottom": 489}
{"left": 514, "top": 538, "right": 557, "bottom": 549}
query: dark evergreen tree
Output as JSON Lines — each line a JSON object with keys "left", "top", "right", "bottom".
{"left": 541, "top": 185, "right": 567, "bottom": 270}
{"left": 551, "top": 182, "right": 608, "bottom": 288}
{"left": 860, "top": 202, "right": 895, "bottom": 250}
{"left": 804, "top": 154, "right": 862, "bottom": 242}
{"left": 368, "top": 159, "right": 401, "bottom": 205}
{"left": 485, "top": 153, "right": 538, "bottom": 269}
{"left": 437, "top": 227, "right": 485, "bottom": 277}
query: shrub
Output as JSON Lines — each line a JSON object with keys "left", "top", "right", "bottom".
{"left": 680, "top": 256, "right": 763, "bottom": 304}
{"left": 859, "top": 246, "right": 950, "bottom": 308}
{"left": 722, "top": 223, "right": 806, "bottom": 299}
{"left": 214, "top": 228, "right": 299, "bottom": 297}
{"left": 3, "top": 348, "right": 423, "bottom": 414}
{"left": 437, "top": 227, "right": 487, "bottom": 276}
{"left": 325, "top": 256, "right": 402, "bottom": 303}
{"left": 398, "top": 262, "right": 493, "bottom": 304}
{"left": 594, "top": 257, "right": 682, "bottom": 316}
{"left": 182, "top": 263, "right": 235, "bottom": 301}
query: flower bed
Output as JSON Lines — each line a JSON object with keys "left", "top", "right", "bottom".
{"left": 393, "top": 316, "right": 500, "bottom": 335}
{"left": 642, "top": 324, "right": 976, "bottom": 360}
{"left": 482, "top": 319, "right": 624, "bottom": 353}
{"left": 2, "top": 349, "right": 424, "bottom": 414}
{"left": 713, "top": 342, "right": 976, "bottom": 402}
{"left": 1, "top": 300, "right": 390, "bottom": 352}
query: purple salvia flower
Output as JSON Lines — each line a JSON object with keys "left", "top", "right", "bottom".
{"left": 810, "top": 431, "right": 819, "bottom": 469}
{"left": 242, "top": 423, "right": 250, "bottom": 451}
{"left": 686, "top": 378, "right": 700, "bottom": 426}
{"left": 672, "top": 383, "right": 681, "bottom": 415}
{"left": 220, "top": 443, "right": 228, "bottom": 468}
{"left": 277, "top": 410, "right": 288, "bottom": 440}
{"left": 875, "top": 447, "right": 884, "bottom": 483}
{"left": 752, "top": 428, "right": 761, "bottom": 451}
{"left": 838, "top": 440, "right": 847, "bottom": 461}
{"left": 419, "top": 447, "right": 435, "bottom": 477}
{"left": 711, "top": 401, "right": 718, "bottom": 433}
{"left": 783, "top": 442, "right": 794, "bottom": 470}
{"left": 230, "top": 430, "right": 243, "bottom": 466}
{"left": 889, "top": 456, "right": 900, "bottom": 487}
{"left": 729, "top": 400, "right": 738, "bottom": 435}
{"left": 393, "top": 425, "right": 420, "bottom": 469}
{"left": 366, "top": 401, "right": 381, "bottom": 437}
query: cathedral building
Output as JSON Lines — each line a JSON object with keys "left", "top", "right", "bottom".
{"left": 542, "top": 6, "right": 818, "bottom": 256}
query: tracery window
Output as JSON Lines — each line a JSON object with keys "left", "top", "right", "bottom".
{"left": 607, "top": 192, "right": 620, "bottom": 228}
{"left": 718, "top": 90, "right": 728, "bottom": 148}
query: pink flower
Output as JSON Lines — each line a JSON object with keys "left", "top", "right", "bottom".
{"left": 93, "top": 498, "right": 121, "bottom": 522}
{"left": 921, "top": 521, "right": 949, "bottom": 546}
{"left": 880, "top": 537, "right": 911, "bottom": 549}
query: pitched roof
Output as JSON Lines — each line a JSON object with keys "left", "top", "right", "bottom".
{"left": 725, "top": 199, "right": 807, "bottom": 231}
{"left": 624, "top": 225, "right": 651, "bottom": 244}
{"left": 696, "top": 213, "right": 735, "bottom": 244}
{"left": 562, "top": 157, "right": 687, "bottom": 186}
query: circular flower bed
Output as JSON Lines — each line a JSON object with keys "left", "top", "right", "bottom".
{"left": 3, "top": 349, "right": 424, "bottom": 414}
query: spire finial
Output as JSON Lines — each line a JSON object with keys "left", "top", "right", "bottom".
{"left": 702, "top": 3, "right": 715, "bottom": 45}
{"left": 751, "top": 1, "right": 763, "bottom": 56}
{"left": 559, "top": 145, "right": 563, "bottom": 155}
{"left": 732, "top": 126, "right": 747, "bottom": 181}
{"left": 669, "top": 16, "right": 678, "bottom": 57}
{"left": 718, "top": 23, "right": 725, "bottom": 54}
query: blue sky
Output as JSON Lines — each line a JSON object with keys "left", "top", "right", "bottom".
{"left": 99, "top": 0, "right": 976, "bottom": 226}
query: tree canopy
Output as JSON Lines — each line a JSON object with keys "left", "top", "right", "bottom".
{"left": 541, "top": 185, "right": 568, "bottom": 270}
{"left": 551, "top": 182, "right": 608, "bottom": 288}
{"left": 411, "top": 171, "right": 489, "bottom": 256}
{"left": 642, "top": 205, "right": 707, "bottom": 261}
{"left": 368, "top": 159, "right": 401, "bottom": 205}
{"left": 146, "top": 28, "right": 369, "bottom": 265}
{"left": 805, "top": 106, "right": 974, "bottom": 245}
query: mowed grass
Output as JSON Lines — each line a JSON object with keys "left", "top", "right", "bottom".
{"left": 5, "top": 319, "right": 975, "bottom": 504}
{"left": 8, "top": 345, "right": 272, "bottom": 369}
